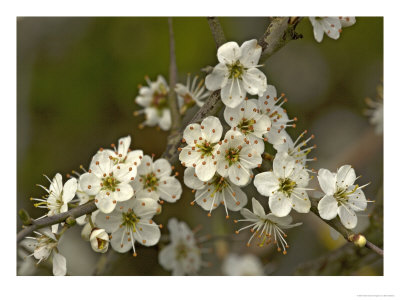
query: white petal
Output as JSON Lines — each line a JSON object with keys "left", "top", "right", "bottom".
{"left": 223, "top": 182, "right": 247, "bottom": 211}
{"left": 240, "top": 208, "right": 257, "bottom": 220}
{"left": 137, "top": 155, "right": 153, "bottom": 175}
{"left": 158, "top": 244, "right": 175, "bottom": 270}
{"left": 227, "top": 164, "right": 251, "bottom": 186}
{"left": 347, "top": 187, "right": 367, "bottom": 211}
{"left": 336, "top": 165, "right": 356, "bottom": 189}
{"left": 183, "top": 167, "right": 204, "bottom": 190}
{"left": 183, "top": 123, "right": 202, "bottom": 145}
{"left": 132, "top": 197, "right": 160, "bottom": 218}
{"left": 205, "top": 63, "right": 229, "bottom": 90}
{"left": 179, "top": 146, "right": 201, "bottom": 167}
{"left": 95, "top": 210, "right": 122, "bottom": 233}
{"left": 239, "top": 39, "right": 262, "bottom": 67}
{"left": 133, "top": 221, "right": 161, "bottom": 246}
{"left": 117, "top": 136, "right": 131, "bottom": 158}
{"left": 158, "top": 176, "right": 182, "bottom": 203}
{"left": 273, "top": 152, "right": 295, "bottom": 179}
{"left": 89, "top": 152, "right": 113, "bottom": 178}
{"left": 318, "top": 195, "right": 339, "bottom": 220}
{"left": 79, "top": 173, "right": 101, "bottom": 195}
{"left": 217, "top": 41, "right": 241, "bottom": 64}
{"left": 338, "top": 205, "right": 357, "bottom": 229}
{"left": 221, "top": 79, "right": 246, "bottom": 108}
{"left": 323, "top": 17, "right": 341, "bottom": 40}
{"left": 95, "top": 190, "right": 117, "bottom": 213}
{"left": 317, "top": 168, "right": 336, "bottom": 195}
{"left": 125, "top": 150, "right": 143, "bottom": 166}
{"left": 159, "top": 109, "right": 172, "bottom": 131}
{"left": 114, "top": 183, "right": 134, "bottom": 202}
{"left": 49, "top": 173, "right": 63, "bottom": 196}
{"left": 62, "top": 177, "right": 77, "bottom": 203}
{"left": 110, "top": 227, "right": 132, "bottom": 253}
{"left": 195, "top": 156, "right": 217, "bottom": 182}
{"left": 52, "top": 252, "right": 67, "bottom": 276}
{"left": 113, "top": 163, "right": 137, "bottom": 183}
{"left": 340, "top": 16, "right": 356, "bottom": 27}
{"left": 144, "top": 107, "right": 159, "bottom": 126}
{"left": 291, "top": 189, "right": 311, "bottom": 214}
{"left": 238, "top": 145, "right": 262, "bottom": 169}
{"left": 254, "top": 171, "right": 279, "bottom": 196}
{"left": 309, "top": 17, "right": 324, "bottom": 42}
{"left": 242, "top": 68, "right": 267, "bottom": 96}
{"left": 269, "top": 191, "right": 292, "bottom": 217}
{"left": 153, "top": 158, "right": 172, "bottom": 178}
{"left": 251, "top": 197, "right": 266, "bottom": 217}
{"left": 201, "top": 116, "right": 223, "bottom": 143}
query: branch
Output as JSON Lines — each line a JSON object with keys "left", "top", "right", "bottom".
{"left": 17, "top": 201, "right": 97, "bottom": 243}
{"left": 258, "top": 17, "right": 303, "bottom": 62}
{"left": 309, "top": 196, "right": 383, "bottom": 257}
{"left": 167, "top": 17, "right": 181, "bottom": 132}
{"left": 207, "top": 17, "right": 226, "bottom": 48}
{"left": 162, "top": 17, "right": 303, "bottom": 163}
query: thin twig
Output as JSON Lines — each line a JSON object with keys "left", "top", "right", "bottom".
{"left": 17, "top": 201, "right": 97, "bottom": 243}
{"left": 207, "top": 17, "right": 226, "bottom": 48}
{"left": 309, "top": 197, "right": 383, "bottom": 257}
{"left": 167, "top": 17, "right": 181, "bottom": 132}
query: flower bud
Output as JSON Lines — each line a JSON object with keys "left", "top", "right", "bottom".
{"left": 349, "top": 234, "right": 367, "bottom": 248}
{"left": 89, "top": 228, "right": 109, "bottom": 253}
{"left": 81, "top": 223, "right": 92, "bottom": 241}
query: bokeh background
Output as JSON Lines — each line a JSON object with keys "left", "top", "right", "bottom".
{"left": 17, "top": 17, "right": 383, "bottom": 275}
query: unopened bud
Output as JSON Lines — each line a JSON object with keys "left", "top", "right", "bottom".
{"left": 349, "top": 234, "right": 367, "bottom": 248}
{"left": 90, "top": 228, "right": 110, "bottom": 253}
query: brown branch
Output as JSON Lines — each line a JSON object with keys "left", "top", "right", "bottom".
{"left": 207, "top": 17, "right": 227, "bottom": 48}
{"left": 309, "top": 197, "right": 383, "bottom": 257}
{"left": 167, "top": 17, "right": 181, "bottom": 132}
{"left": 17, "top": 201, "right": 97, "bottom": 243}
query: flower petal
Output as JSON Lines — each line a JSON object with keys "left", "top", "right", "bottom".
{"left": 183, "top": 167, "right": 204, "bottom": 190}
{"left": 336, "top": 165, "right": 356, "bottom": 189}
{"left": 201, "top": 116, "right": 223, "bottom": 143}
{"left": 159, "top": 109, "right": 172, "bottom": 131}
{"left": 318, "top": 195, "right": 338, "bottom": 220}
{"left": 254, "top": 171, "right": 279, "bottom": 196}
{"left": 273, "top": 152, "right": 295, "bottom": 179}
{"left": 205, "top": 63, "right": 228, "bottom": 90}
{"left": 217, "top": 41, "right": 241, "bottom": 64}
{"left": 183, "top": 123, "right": 202, "bottom": 146}
{"left": 317, "top": 168, "right": 336, "bottom": 195}
{"left": 291, "top": 188, "right": 311, "bottom": 214}
{"left": 95, "top": 190, "right": 117, "bottom": 213}
{"left": 158, "top": 176, "right": 182, "bottom": 203}
{"left": 110, "top": 227, "right": 132, "bottom": 253}
{"left": 133, "top": 220, "right": 161, "bottom": 246}
{"left": 251, "top": 197, "right": 266, "bottom": 217}
{"left": 242, "top": 68, "right": 267, "bottom": 96}
{"left": 114, "top": 183, "right": 134, "bottom": 202}
{"left": 221, "top": 79, "right": 246, "bottom": 108}
{"left": 269, "top": 191, "right": 292, "bottom": 217}
{"left": 338, "top": 204, "right": 357, "bottom": 229}
{"left": 62, "top": 177, "right": 77, "bottom": 203}
{"left": 79, "top": 173, "right": 101, "bottom": 195}
{"left": 240, "top": 39, "right": 262, "bottom": 67}
{"left": 153, "top": 158, "right": 172, "bottom": 178}
{"left": 52, "top": 252, "right": 67, "bottom": 276}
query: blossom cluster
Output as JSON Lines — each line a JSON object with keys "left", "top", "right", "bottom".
{"left": 18, "top": 16, "right": 380, "bottom": 276}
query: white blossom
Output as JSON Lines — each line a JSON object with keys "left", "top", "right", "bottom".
{"left": 79, "top": 152, "right": 138, "bottom": 213}
{"left": 135, "top": 75, "right": 171, "bottom": 130}
{"left": 131, "top": 155, "right": 182, "bottom": 203}
{"left": 22, "top": 228, "right": 67, "bottom": 276}
{"left": 95, "top": 198, "right": 161, "bottom": 256}
{"left": 274, "top": 130, "right": 316, "bottom": 166}
{"left": 31, "top": 173, "right": 77, "bottom": 233}
{"left": 309, "top": 17, "right": 356, "bottom": 43}
{"left": 224, "top": 98, "right": 271, "bottom": 153}
{"left": 175, "top": 74, "right": 210, "bottom": 114}
{"left": 222, "top": 253, "right": 264, "bottom": 276}
{"left": 205, "top": 39, "right": 267, "bottom": 108}
{"left": 183, "top": 167, "right": 247, "bottom": 217}
{"left": 317, "top": 165, "right": 370, "bottom": 229}
{"left": 235, "top": 198, "right": 302, "bottom": 254}
{"left": 98, "top": 135, "right": 143, "bottom": 167}
{"left": 90, "top": 228, "right": 110, "bottom": 253}
{"left": 179, "top": 116, "right": 223, "bottom": 181}
{"left": 257, "top": 85, "right": 296, "bottom": 145}
{"left": 158, "top": 218, "right": 202, "bottom": 275}
{"left": 254, "top": 152, "right": 311, "bottom": 217}
{"left": 216, "top": 130, "right": 262, "bottom": 186}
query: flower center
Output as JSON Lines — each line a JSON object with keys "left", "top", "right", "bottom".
{"left": 278, "top": 178, "right": 297, "bottom": 197}
{"left": 225, "top": 147, "right": 241, "bottom": 166}
{"left": 175, "top": 243, "right": 189, "bottom": 260}
{"left": 121, "top": 209, "right": 140, "bottom": 232}
{"left": 227, "top": 60, "right": 245, "bottom": 79}
{"left": 208, "top": 175, "right": 229, "bottom": 197}
{"left": 334, "top": 186, "right": 358, "bottom": 205}
{"left": 97, "top": 238, "right": 107, "bottom": 250}
{"left": 141, "top": 172, "right": 159, "bottom": 191}
{"left": 196, "top": 141, "right": 216, "bottom": 157}
{"left": 101, "top": 176, "right": 120, "bottom": 192}
{"left": 237, "top": 118, "right": 256, "bottom": 135}
{"left": 151, "top": 84, "right": 169, "bottom": 115}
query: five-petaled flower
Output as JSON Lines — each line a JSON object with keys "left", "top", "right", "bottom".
{"left": 183, "top": 167, "right": 247, "bottom": 217}
{"left": 131, "top": 155, "right": 182, "bottom": 203}
{"left": 205, "top": 39, "right": 267, "bottom": 108}
{"left": 317, "top": 165, "right": 370, "bottom": 229}
{"left": 235, "top": 198, "right": 302, "bottom": 254}
{"left": 179, "top": 116, "right": 223, "bottom": 181}
{"left": 79, "top": 152, "right": 137, "bottom": 213}
{"left": 95, "top": 198, "right": 162, "bottom": 256}
{"left": 158, "top": 218, "right": 202, "bottom": 275}
{"left": 175, "top": 74, "right": 210, "bottom": 114}
{"left": 254, "top": 152, "right": 311, "bottom": 217}
{"left": 135, "top": 75, "right": 172, "bottom": 130}
{"left": 309, "top": 17, "right": 356, "bottom": 43}
{"left": 31, "top": 173, "right": 77, "bottom": 233}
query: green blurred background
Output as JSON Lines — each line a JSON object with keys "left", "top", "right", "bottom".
{"left": 17, "top": 17, "right": 383, "bottom": 275}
